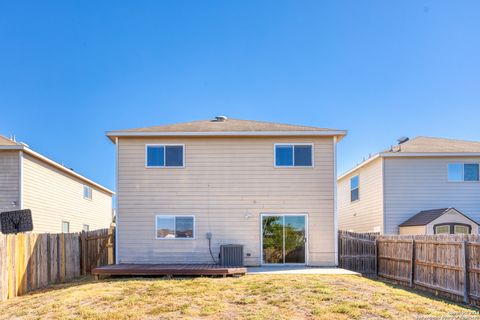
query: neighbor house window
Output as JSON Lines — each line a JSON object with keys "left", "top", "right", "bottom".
{"left": 62, "top": 221, "right": 70, "bottom": 233}
{"left": 435, "top": 225, "right": 450, "bottom": 234}
{"left": 350, "top": 175, "right": 359, "bottom": 202}
{"left": 448, "top": 163, "right": 479, "bottom": 181}
{"left": 156, "top": 215, "right": 194, "bottom": 239}
{"left": 83, "top": 185, "right": 92, "bottom": 200}
{"left": 454, "top": 225, "right": 470, "bottom": 234}
{"left": 146, "top": 145, "right": 184, "bottom": 167}
{"left": 434, "top": 224, "right": 471, "bottom": 235}
{"left": 83, "top": 224, "right": 90, "bottom": 232}
{"left": 275, "top": 144, "right": 313, "bottom": 167}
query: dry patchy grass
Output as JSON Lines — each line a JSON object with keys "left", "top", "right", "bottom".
{"left": 0, "top": 275, "right": 477, "bottom": 320}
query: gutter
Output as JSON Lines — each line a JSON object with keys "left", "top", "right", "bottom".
{"left": 106, "top": 130, "right": 348, "bottom": 143}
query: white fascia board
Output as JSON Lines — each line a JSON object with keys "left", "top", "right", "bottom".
{"left": 338, "top": 154, "right": 381, "bottom": 181}
{"left": 106, "top": 130, "right": 348, "bottom": 141}
{"left": 0, "top": 146, "right": 24, "bottom": 150}
{"left": 380, "top": 152, "right": 480, "bottom": 157}
{"left": 338, "top": 152, "right": 480, "bottom": 181}
{"left": 12, "top": 146, "right": 115, "bottom": 195}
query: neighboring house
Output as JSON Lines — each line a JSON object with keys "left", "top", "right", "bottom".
{"left": 0, "top": 135, "right": 114, "bottom": 233}
{"left": 107, "top": 117, "right": 346, "bottom": 266}
{"left": 399, "top": 208, "right": 479, "bottom": 235}
{"left": 338, "top": 136, "right": 480, "bottom": 235}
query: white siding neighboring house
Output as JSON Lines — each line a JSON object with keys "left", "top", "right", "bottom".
{"left": 107, "top": 117, "right": 346, "bottom": 266}
{"left": 0, "top": 135, "right": 114, "bottom": 233}
{"left": 338, "top": 136, "right": 480, "bottom": 235}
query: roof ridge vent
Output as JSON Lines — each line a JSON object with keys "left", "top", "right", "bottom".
{"left": 212, "top": 115, "right": 228, "bottom": 122}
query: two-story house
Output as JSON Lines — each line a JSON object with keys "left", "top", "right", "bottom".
{"left": 338, "top": 136, "right": 480, "bottom": 235}
{"left": 0, "top": 135, "right": 114, "bottom": 233}
{"left": 107, "top": 117, "right": 346, "bottom": 266}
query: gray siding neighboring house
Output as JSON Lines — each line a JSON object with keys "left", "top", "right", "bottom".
{"left": 0, "top": 135, "right": 114, "bottom": 233}
{"left": 338, "top": 136, "right": 480, "bottom": 234}
{"left": 107, "top": 117, "right": 346, "bottom": 266}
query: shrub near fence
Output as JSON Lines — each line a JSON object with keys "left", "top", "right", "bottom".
{"left": 0, "top": 228, "right": 114, "bottom": 301}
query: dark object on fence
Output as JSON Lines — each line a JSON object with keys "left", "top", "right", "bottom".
{"left": 0, "top": 209, "right": 33, "bottom": 234}
{"left": 338, "top": 230, "right": 378, "bottom": 275}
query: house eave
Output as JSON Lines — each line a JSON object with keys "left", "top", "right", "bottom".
{"left": 0, "top": 145, "right": 115, "bottom": 195}
{"left": 106, "top": 130, "right": 348, "bottom": 143}
{"left": 338, "top": 152, "right": 480, "bottom": 181}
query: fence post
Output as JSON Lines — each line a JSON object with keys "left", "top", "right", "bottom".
{"left": 463, "top": 240, "right": 470, "bottom": 304}
{"left": 410, "top": 239, "right": 415, "bottom": 288}
{"left": 108, "top": 227, "right": 114, "bottom": 265}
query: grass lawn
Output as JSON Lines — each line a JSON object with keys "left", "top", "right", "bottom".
{"left": 0, "top": 275, "right": 477, "bottom": 320}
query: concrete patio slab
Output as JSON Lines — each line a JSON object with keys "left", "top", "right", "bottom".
{"left": 247, "top": 266, "right": 360, "bottom": 275}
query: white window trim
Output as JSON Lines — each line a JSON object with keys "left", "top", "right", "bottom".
{"left": 83, "top": 224, "right": 90, "bottom": 232}
{"left": 447, "top": 163, "right": 480, "bottom": 182}
{"left": 155, "top": 215, "right": 195, "bottom": 240}
{"left": 260, "top": 213, "right": 309, "bottom": 266}
{"left": 350, "top": 175, "right": 360, "bottom": 202}
{"left": 145, "top": 144, "right": 185, "bottom": 168}
{"left": 273, "top": 143, "right": 314, "bottom": 168}
{"left": 83, "top": 185, "right": 93, "bottom": 200}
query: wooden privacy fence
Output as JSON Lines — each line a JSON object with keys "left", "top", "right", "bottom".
{"left": 0, "top": 227, "right": 115, "bottom": 301}
{"left": 338, "top": 231, "right": 480, "bottom": 306}
{"left": 338, "top": 230, "right": 378, "bottom": 275}
{"left": 377, "top": 234, "right": 480, "bottom": 306}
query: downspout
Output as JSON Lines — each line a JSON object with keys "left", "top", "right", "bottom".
{"left": 115, "top": 137, "right": 119, "bottom": 264}
{"left": 333, "top": 136, "right": 338, "bottom": 266}
{"left": 382, "top": 157, "right": 386, "bottom": 234}
{"left": 19, "top": 150, "right": 24, "bottom": 209}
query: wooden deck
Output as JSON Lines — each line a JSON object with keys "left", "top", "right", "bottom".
{"left": 92, "top": 264, "right": 247, "bottom": 278}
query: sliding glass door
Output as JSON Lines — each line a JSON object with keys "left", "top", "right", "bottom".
{"left": 262, "top": 214, "right": 307, "bottom": 265}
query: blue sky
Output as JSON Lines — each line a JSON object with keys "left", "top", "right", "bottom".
{"left": 1, "top": 1, "right": 479, "bottom": 191}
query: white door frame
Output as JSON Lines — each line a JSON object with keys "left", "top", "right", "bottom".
{"left": 260, "top": 213, "right": 308, "bottom": 266}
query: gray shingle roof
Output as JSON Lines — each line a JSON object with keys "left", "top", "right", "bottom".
{"left": 387, "top": 136, "right": 480, "bottom": 153}
{"left": 112, "top": 118, "right": 342, "bottom": 133}
{"left": 0, "top": 135, "right": 20, "bottom": 146}
{"left": 399, "top": 208, "right": 450, "bottom": 226}
{"left": 399, "top": 208, "right": 479, "bottom": 227}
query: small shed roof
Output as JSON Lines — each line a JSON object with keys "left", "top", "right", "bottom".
{"left": 399, "top": 208, "right": 479, "bottom": 227}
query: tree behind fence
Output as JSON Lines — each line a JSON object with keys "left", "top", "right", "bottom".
{"left": 0, "top": 227, "right": 115, "bottom": 301}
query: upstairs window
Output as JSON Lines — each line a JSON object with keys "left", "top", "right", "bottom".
{"left": 275, "top": 144, "right": 313, "bottom": 167}
{"left": 350, "top": 175, "right": 360, "bottom": 202}
{"left": 146, "top": 145, "right": 184, "bottom": 168}
{"left": 156, "top": 215, "right": 195, "bottom": 239}
{"left": 448, "top": 163, "right": 479, "bottom": 181}
{"left": 83, "top": 185, "right": 92, "bottom": 200}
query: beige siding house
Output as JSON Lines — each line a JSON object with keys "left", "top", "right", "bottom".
{"left": 338, "top": 137, "right": 480, "bottom": 235}
{"left": 107, "top": 117, "right": 346, "bottom": 266}
{"left": 0, "top": 135, "right": 114, "bottom": 233}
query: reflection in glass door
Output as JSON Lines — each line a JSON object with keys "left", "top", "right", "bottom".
{"left": 262, "top": 214, "right": 306, "bottom": 265}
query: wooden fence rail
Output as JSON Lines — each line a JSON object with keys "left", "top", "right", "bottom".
{"left": 0, "top": 227, "right": 114, "bottom": 301}
{"left": 339, "top": 231, "right": 480, "bottom": 306}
